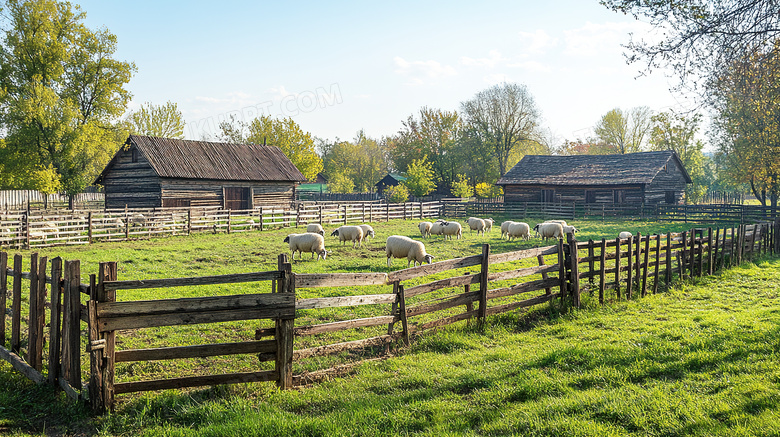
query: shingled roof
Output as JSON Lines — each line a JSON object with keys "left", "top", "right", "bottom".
{"left": 96, "top": 135, "right": 307, "bottom": 183}
{"left": 496, "top": 151, "right": 692, "bottom": 186}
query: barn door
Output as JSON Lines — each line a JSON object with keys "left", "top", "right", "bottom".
{"left": 224, "top": 187, "right": 250, "bottom": 210}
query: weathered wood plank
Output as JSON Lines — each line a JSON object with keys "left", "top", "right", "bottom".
{"left": 295, "top": 315, "right": 398, "bottom": 336}
{"left": 294, "top": 272, "right": 389, "bottom": 288}
{"left": 0, "top": 345, "right": 46, "bottom": 384}
{"left": 99, "top": 306, "right": 294, "bottom": 332}
{"left": 113, "top": 370, "right": 279, "bottom": 394}
{"left": 387, "top": 254, "right": 483, "bottom": 282}
{"left": 403, "top": 273, "right": 480, "bottom": 298}
{"left": 97, "top": 293, "right": 293, "bottom": 317}
{"left": 487, "top": 245, "right": 558, "bottom": 265}
{"left": 115, "top": 340, "right": 277, "bottom": 362}
{"left": 484, "top": 292, "right": 559, "bottom": 315}
{"left": 295, "top": 294, "right": 396, "bottom": 310}
{"left": 487, "top": 264, "right": 558, "bottom": 282}
{"left": 293, "top": 335, "right": 395, "bottom": 360}
{"left": 417, "top": 310, "right": 478, "bottom": 332}
{"left": 103, "top": 270, "right": 283, "bottom": 290}
{"left": 487, "top": 278, "right": 560, "bottom": 300}
{"left": 406, "top": 291, "right": 479, "bottom": 317}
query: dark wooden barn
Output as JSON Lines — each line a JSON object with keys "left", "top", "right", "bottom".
{"left": 496, "top": 151, "right": 692, "bottom": 205}
{"left": 375, "top": 173, "right": 407, "bottom": 195}
{"left": 95, "top": 135, "right": 307, "bottom": 209}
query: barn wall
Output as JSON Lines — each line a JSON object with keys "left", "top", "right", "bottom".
{"left": 159, "top": 180, "right": 297, "bottom": 208}
{"left": 503, "top": 184, "right": 644, "bottom": 204}
{"left": 644, "top": 159, "right": 688, "bottom": 205}
{"left": 102, "top": 146, "right": 162, "bottom": 209}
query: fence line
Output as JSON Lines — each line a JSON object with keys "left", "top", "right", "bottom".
{"left": 1, "top": 218, "right": 778, "bottom": 412}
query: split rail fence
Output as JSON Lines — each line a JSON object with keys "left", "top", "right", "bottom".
{"left": 0, "top": 202, "right": 443, "bottom": 249}
{"left": 1, "top": 219, "right": 778, "bottom": 413}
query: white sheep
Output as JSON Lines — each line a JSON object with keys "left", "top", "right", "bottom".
{"left": 358, "top": 224, "right": 375, "bottom": 242}
{"left": 544, "top": 219, "right": 568, "bottom": 227}
{"left": 306, "top": 223, "right": 325, "bottom": 235}
{"left": 533, "top": 222, "right": 564, "bottom": 241}
{"left": 330, "top": 225, "right": 365, "bottom": 248}
{"left": 418, "top": 221, "right": 433, "bottom": 238}
{"left": 484, "top": 218, "right": 494, "bottom": 233}
{"left": 430, "top": 221, "right": 446, "bottom": 237}
{"left": 500, "top": 221, "right": 517, "bottom": 239}
{"left": 562, "top": 225, "right": 577, "bottom": 236}
{"left": 507, "top": 222, "right": 531, "bottom": 241}
{"left": 385, "top": 235, "right": 434, "bottom": 268}
{"left": 247, "top": 218, "right": 255, "bottom": 228}
{"left": 467, "top": 217, "right": 487, "bottom": 235}
{"left": 442, "top": 221, "right": 462, "bottom": 240}
{"left": 284, "top": 233, "right": 328, "bottom": 261}
{"left": 618, "top": 231, "right": 633, "bottom": 240}
{"left": 41, "top": 222, "right": 60, "bottom": 239}
{"left": 129, "top": 213, "right": 147, "bottom": 227}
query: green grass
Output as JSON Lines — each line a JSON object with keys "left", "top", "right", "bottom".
{"left": 4, "top": 217, "right": 776, "bottom": 436}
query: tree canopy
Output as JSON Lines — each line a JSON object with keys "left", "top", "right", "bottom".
{"left": 0, "top": 0, "right": 135, "bottom": 194}
{"left": 126, "top": 101, "right": 185, "bottom": 139}
{"left": 592, "top": 107, "right": 652, "bottom": 154}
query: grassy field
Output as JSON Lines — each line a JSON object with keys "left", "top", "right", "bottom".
{"left": 3, "top": 217, "right": 777, "bottom": 436}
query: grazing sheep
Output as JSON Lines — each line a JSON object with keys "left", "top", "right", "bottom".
{"left": 533, "top": 222, "right": 564, "bottom": 241}
{"left": 284, "top": 233, "right": 328, "bottom": 261}
{"left": 129, "top": 213, "right": 147, "bottom": 227}
{"left": 330, "top": 225, "right": 365, "bottom": 248}
{"left": 618, "top": 231, "right": 633, "bottom": 240}
{"left": 544, "top": 219, "right": 568, "bottom": 227}
{"left": 306, "top": 223, "right": 325, "bottom": 235}
{"left": 418, "top": 221, "right": 433, "bottom": 238}
{"left": 0, "top": 228, "right": 13, "bottom": 245}
{"left": 358, "top": 224, "right": 376, "bottom": 242}
{"left": 484, "top": 218, "right": 494, "bottom": 233}
{"left": 442, "top": 221, "right": 462, "bottom": 240}
{"left": 41, "top": 222, "right": 60, "bottom": 239}
{"left": 247, "top": 218, "right": 255, "bottom": 228}
{"left": 562, "top": 225, "right": 577, "bottom": 236}
{"left": 430, "top": 221, "right": 447, "bottom": 237}
{"left": 500, "top": 221, "right": 517, "bottom": 239}
{"left": 467, "top": 217, "right": 487, "bottom": 235}
{"left": 385, "top": 235, "right": 434, "bottom": 268}
{"left": 507, "top": 222, "right": 531, "bottom": 241}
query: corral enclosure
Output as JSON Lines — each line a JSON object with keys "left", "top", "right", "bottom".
{"left": 2, "top": 215, "right": 777, "bottom": 412}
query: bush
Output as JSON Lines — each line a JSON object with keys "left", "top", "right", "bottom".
{"left": 329, "top": 172, "right": 355, "bottom": 193}
{"left": 405, "top": 156, "right": 436, "bottom": 197}
{"left": 475, "top": 182, "right": 502, "bottom": 198}
{"left": 451, "top": 175, "right": 473, "bottom": 198}
{"left": 386, "top": 184, "right": 410, "bottom": 203}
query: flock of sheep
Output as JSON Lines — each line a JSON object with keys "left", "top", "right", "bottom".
{"left": 283, "top": 217, "right": 582, "bottom": 269}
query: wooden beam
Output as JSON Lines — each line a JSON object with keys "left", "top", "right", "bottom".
{"left": 115, "top": 340, "right": 277, "bottom": 362}
{"left": 103, "top": 270, "right": 283, "bottom": 290}
{"left": 387, "top": 254, "right": 483, "bottom": 282}
{"left": 294, "top": 272, "right": 388, "bottom": 288}
{"left": 404, "top": 273, "right": 480, "bottom": 298}
{"left": 114, "top": 370, "right": 279, "bottom": 395}
{"left": 295, "top": 315, "right": 398, "bottom": 337}
{"left": 0, "top": 345, "right": 45, "bottom": 384}
{"left": 97, "top": 293, "right": 293, "bottom": 317}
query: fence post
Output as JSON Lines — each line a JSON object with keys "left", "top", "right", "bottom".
{"left": 707, "top": 228, "right": 713, "bottom": 275}
{"left": 47, "top": 257, "right": 63, "bottom": 385}
{"left": 275, "top": 254, "right": 294, "bottom": 390}
{"left": 386, "top": 202, "right": 390, "bottom": 222}
{"left": 478, "top": 244, "right": 490, "bottom": 324}
{"left": 343, "top": 204, "right": 348, "bottom": 224}
{"left": 24, "top": 212, "right": 30, "bottom": 249}
{"left": 665, "top": 233, "right": 672, "bottom": 286}
{"left": 653, "top": 234, "right": 660, "bottom": 294}
{"left": 187, "top": 209, "right": 192, "bottom": 235}
{"left": 635, "top": 232, "right": 642, "bottom": 291}
{"left": 713, "top": 228, "right": 720, "bottom": 272}
{"left": 587, "top": 240, "right": 595, "bottom": 288}
{"left": 615, "top": 237, "right": 621, "bottom": 299}
{"left": 567, "top": 235, "right": 581, "bottom": 308}
{"left": 598, "top": 239, "right": 606, "bottom": 304}
{"left": 27, "top": 253, "right": 39, "bottom": 367}
{"left": 87, "top": 211, "right": 93, "bottom": 244}
{"left": 11, "top": 254, "right": 22, "bottom": 354}
{"left": 0, "top": 252, "right": 6, "bottom": 348}
{"left": 626, "top": 235, "right": 633, "bottom": 298}
{"left": 419, "top": 201, "right": 424, "bottom": 220}
{"left": 681, "top": 231, "right": 688, "bottom": 279}
{"left": 385, "top": 281, "right": 400, "bottom": 354}
{"left": 398, "top": 285, "right": 409, "bottom": 347}
{"left": 227, "top": 210, "right": 232, "bottom": 234}
{"left": 97, "top": 262, "right": 117, "bottom": 409}
{"left": 641, "top": 235, "right": 650, "bottom": 297}
{"left": 32, "top": 255, "right": 47, "bottom": 371}
{"left": 62, "top": 261, "right": 83, "bottom": 390}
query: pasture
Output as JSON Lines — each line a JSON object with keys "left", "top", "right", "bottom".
{"left": 3, "top": 216, "right": 776, "bottom": 436}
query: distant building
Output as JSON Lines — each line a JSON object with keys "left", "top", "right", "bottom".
{"left": 496, "top": 151, "right": 692, "bottom": 205}
{"left": 375, "top": 173, "right": 407, "bottom": 195}
{"left": 94, "top": 135, "right": 307, "bottom": 209}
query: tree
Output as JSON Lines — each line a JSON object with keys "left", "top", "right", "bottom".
{"left": 710, "top": 41, "right": 780, "bottom": 209}
{"left": 0, "top": 0, "right": 135, "bottom": 193}
{"left": 460, "top": 83, "right": 541, "bottom": 176}
{"left": 219, "top": 115, "right": 323, "bottom": 181}
{"left": 404, "top": 156, "right": 436, "bottom": 197}
{"left": 592, "top": 107, "right": 652, "bottom": 154}
{"left": 127, "top": 101, "right": 185, "bottom": 138}
{"left": 321, "top": 131, "right": 388, "bottom": 192}
{"left": 601, "top": 0, "right": 780, "bottom": 93}
{"left": 649, "top": 111, "right": 710, "bottom": 203}
{"left": 450, "top": 174, "right": 473, "bottom": 198}
{"left": 328, "top": 172, "right": 354, "bottom": 194}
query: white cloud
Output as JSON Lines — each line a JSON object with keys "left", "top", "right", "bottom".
{"left": 393, "top": 56, "right": 457, "bottom": 84}
{"left": 517, "top": 30, "right": 558, "bottom": 54}
{"left": 506, "top": 60, "right": 551, "bottom": 73}
{"left": 460, "top": 50, "right": 506, "bottom": 68}
{"left": 563, "top": 21, "right": 651, "bottom": 57}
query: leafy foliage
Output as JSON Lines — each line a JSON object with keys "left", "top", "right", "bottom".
{"left": 386, "top": 184, "right": 409, "bottom": 203}
{"left": 450, "top": 174, "right": 473, "bottom": 198}
{"left": 0, "top": 0, "right": 135, "bottom": 193}
{"left": 328, "top": 172, "right": 354, "bottom": 194}
{"left": 404, "top": 156, "right": 436, "bottom": 197}
{"left": 592, "top": 107, "right": 653, "bottom": 154}
{"left": 126, "top": 101, "right": 185, "bottom": 139}
{"left": 475, "top": 182, "right": 502, "bottom": 199}
{"left": 321, "top": 131, "right": 388, "bottom": 192}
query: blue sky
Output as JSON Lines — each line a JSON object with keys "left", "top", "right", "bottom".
{"left": 76, "top": 0, "right": 690, "bottom": 144}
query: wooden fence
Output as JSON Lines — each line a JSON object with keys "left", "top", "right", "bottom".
{"left": 1, "top": 218, "right": 778, "bottom": 412}
{"left": 0, "top": 202, "right": 443, "bottom": 249}
{"left": 444, "top": 201, "right": 779, "bottom": 224}
{"left": 0, "top": 190, "right": 104, "bottom": 211}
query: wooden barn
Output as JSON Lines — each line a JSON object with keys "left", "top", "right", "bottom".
{"left": 496, "top": 151, "right": 692, "bottom": 205}
{"left": 375, "top": 173, "right": 407, "bottom": 195}
{"left": 94, "top": 135, "right": 307, "bottom": 209}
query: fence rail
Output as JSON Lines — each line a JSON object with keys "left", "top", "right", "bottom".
{"left": 1, "top": 217, "right": 778, "bottom": 413}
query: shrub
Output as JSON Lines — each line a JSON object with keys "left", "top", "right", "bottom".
{"left": 451, "top": 175, "right": 473, "bottom": 198}
{"left": 475, "top": 182, "right": 502, "bottom": 199}
{"left": 386, "top": 184, "right": 410, "bottom": 203}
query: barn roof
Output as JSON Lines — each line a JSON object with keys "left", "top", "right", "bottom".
{"left": 96, "top": 135, "right": 307, "bottom": 183}
{"left": 496, "top": 151, "right": 692, "bottom": 186}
